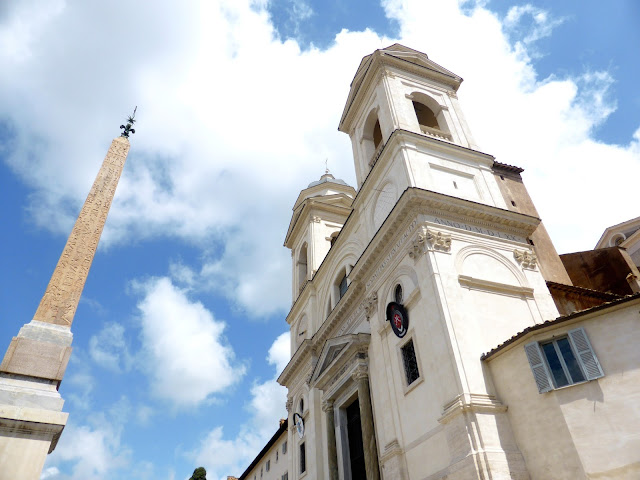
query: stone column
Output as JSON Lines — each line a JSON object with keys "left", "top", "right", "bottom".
{"left": 323, "top": 400, "right": 339, "bottom": 480}
{"left": 353, "top": 366, "right": 380, "bottom": 480}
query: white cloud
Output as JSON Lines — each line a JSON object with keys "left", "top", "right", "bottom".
{"left": 190, "top": 332, "right": 290, "bottom": 480}
{"left": 4, "top": 0, "right": 636, "bottom": 322}
{"left": 133, "top": 276, "right": 246, "bottom": 407}
{"left": 504, "top": 4, "right": 566, "bottom": 50}
{"left": 89, "top": 322, "right": 132, "bottom": 373}
{"left": 63, "top": 352, "right": 96, "bottom": 411}
{"left": 43, "top": 415, "right": 131, "bottom": 480}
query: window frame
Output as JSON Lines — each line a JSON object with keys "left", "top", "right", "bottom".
{"left": 299, "top": 441, "right": 306, "bottom": 474}
{"left": 540, "top": 337, "right": 585, "bottom": 388}
{"left": 525, "top": 327, "right": 604, "bottom": 393}
{"left": 396, "top": 332, "right": 423, "bottom": 394}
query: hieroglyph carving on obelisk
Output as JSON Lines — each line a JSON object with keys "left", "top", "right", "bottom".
{"left": 32, "top": 136, "right": 130, "bottom": 326}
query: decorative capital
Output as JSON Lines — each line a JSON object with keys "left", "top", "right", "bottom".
{"left": 447, "top": 90, "right": 458, "bottom": 99}
{"left": 321, "top": 400, "right": 334, "bottom": 413}
{"left": 425, "top": 228, "right": 452, "bottom": 253}
{"left": 514, "top": 249, "right": 537, "bottom": 269}
{"left": 409, "top": 225, "right": 429, "bottom": 259}
{"left": 312, "top": 216, "right": 321, "bottom": 223}
{"left": 285, "top": 398, "right": 293, "bottom": 412}
{"left": 362, "top": 292, "right": 378, "bottom": 320}
{"left": 119, "top": 107, "right": 137, "bottom": 138}
{"left": 351, "top": 364, "right": 369, "bottom": 382}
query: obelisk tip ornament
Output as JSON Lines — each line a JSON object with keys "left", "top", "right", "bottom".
{"left": 120, "top": 106, "right": 137, "bottom": 138}
{"left": 0, "top": 111, "right": 136, "bottom": 479}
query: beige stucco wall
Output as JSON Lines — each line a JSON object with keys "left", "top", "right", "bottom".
{"left": 242, "top": 430, "right": 289, "bottom": 480}
{"left": 486, "top": 300, "right": 640, "bottom": 479}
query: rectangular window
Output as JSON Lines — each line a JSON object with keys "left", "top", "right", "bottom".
{"left": 300, "top": 442, "right": 306, "bottom": 474}
{"left": 282, "top": 473, "right": 288, "bottom": 480}
{"left": 401, "top": 339, "right": 420, "bottom": 385}
{"left": 282, "top": 440, "right": 287, "bottom": 454}
{"left": 525, "top": 327, "right": 604, "bottom": 393}
{"left": 266, "top": 459, "right": 270, "bottom": 472}
{"left": 276, "top": 451, "right": 278, "bottom": 462}
{"left": 541, "top": 338, "right": 585, "bottom": 387}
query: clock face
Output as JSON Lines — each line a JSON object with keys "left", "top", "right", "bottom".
{"left": 294, "top": 413, "right": 304, "bottom": 439}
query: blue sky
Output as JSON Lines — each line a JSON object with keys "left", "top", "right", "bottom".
{"left": 0, "top": 1, "right": 638, "bottom": 479}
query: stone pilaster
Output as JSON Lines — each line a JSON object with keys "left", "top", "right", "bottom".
{"left": 322, "top": 400, "right": 339, "bottom": 480}
{"left": 353, "top": 366, "right": 380, "bottom": 480}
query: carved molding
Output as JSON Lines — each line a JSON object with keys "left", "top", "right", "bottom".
{"left": 438, "top": 393, "right": 507, "bottom": 424}
{"left": 366, "top": 219, "right": 419, "bottom": 290}
{"left": 379, "top": 439, "right": 404, "bottom": 464}
{"left": 514, "top": 249, "right": 537, "bottom": 269}
{"left": 312, "top": 216, "right": 321, "bottom": 223}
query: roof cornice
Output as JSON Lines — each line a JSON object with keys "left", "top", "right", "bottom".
{"left": 284, "top": 194, "right": 354, "bottom": 248}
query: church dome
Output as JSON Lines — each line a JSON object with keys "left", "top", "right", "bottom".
{"left": 307, "top": 173, "right": 349, "bottom": 188}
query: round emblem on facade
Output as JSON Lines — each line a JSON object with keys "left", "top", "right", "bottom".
{"left": 294, "top": 412, "right": 305, "bottom": 439}
{"left": 386, "top": 302, "right": 409, "bottom": 338}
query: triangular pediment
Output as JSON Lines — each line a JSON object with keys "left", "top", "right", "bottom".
{"left": 596, "top": 216, "right": 640, "bottom": 249}
{"left": 340, "top": 44, "right": 462, "bottom": 132}
{"left": 285, "top": 192, "right": 355, "bottom": 247}
{"left": 309, "top": 333, "right": 370, "bottom": 388}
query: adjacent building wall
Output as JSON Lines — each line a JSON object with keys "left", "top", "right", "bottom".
{"left": 492, "top": 163, "right": 572, "bottom": 285}
{"left": 561, "top": 247, "right": 640, "bottom": 295}
{"left": 485, "top": 298, "right": 640, "bottom": 479}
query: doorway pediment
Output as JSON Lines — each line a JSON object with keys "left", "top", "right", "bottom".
{"left": 310, "top": 333, "right": 370, "bottom": 390}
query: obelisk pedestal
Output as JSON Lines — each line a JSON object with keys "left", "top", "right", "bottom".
{"left": 0, "top": 130, "right": 132, "bottom": 479}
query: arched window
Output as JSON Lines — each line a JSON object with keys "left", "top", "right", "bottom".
{"left": 413, "top": 101, "right": 439, "bottom": 130}
{"left": 297, "top": 243, "right": 308, "bottom": 292}
{"left": 338, "top": 273, "right": 348, "bottom": 299}
{"left": 362, "top": 109, "right": 385, "bottom": 170}
{"left": 395, "top": 284, "right": 403, "bottom": 304}
{"left": 373, "top": 119, "right": 382, "bottom": 149}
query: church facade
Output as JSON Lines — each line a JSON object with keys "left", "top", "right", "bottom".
{"left": 238, "top": 45, "right": 640, "bottom": 480}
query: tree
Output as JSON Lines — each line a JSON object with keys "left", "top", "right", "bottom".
{"left": 189, "top": 467, "right": 206, "bottom": 480}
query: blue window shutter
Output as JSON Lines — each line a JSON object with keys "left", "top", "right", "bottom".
{"left": 524, "top": 341, "right": 553, "bottom": 393}
{"left": 568, "top": 327, "right": 604, "bottom": 380}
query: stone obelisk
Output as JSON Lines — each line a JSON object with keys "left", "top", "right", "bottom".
{"left": 0, "top": 111, "right": 136, "bottom": 480}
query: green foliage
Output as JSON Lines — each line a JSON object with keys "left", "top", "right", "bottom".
{"left": 189, "top": 467, "right": 206, "bottom": 480}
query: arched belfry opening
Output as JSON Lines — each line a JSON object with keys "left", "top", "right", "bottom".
{"left": 410, "top": 92, "right": 452, "bottom": 141}
{"left": 373, "top": 119, "right": 382, "bottom": 149}
{"left": 297, "top": 243, "right": 308, "bottom": 292}
{"left": 362, "top": 109, "right": 385, "bottom": 170}
{"left": 413, "top": 101, "right": 439, "bottom": 130}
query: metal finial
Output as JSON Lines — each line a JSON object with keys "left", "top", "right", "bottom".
{"left": 324, "top": 158, "right": 329, "bottom": 175}
{"left": 120, "top": 106, "right": 137, "bottom": 138}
